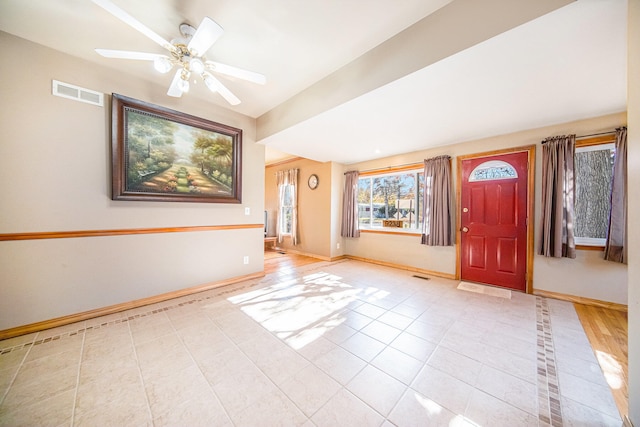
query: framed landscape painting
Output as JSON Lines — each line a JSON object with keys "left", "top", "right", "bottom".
{"left": 111, "top": 93, "right": 242, "bottom": 203}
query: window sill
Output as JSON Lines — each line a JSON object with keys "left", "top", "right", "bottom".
{"left": 360, "top": 228, "right": 421, "bottom": 237}
{"left": 576, "top": 245, "right": 605, "bottom": 251}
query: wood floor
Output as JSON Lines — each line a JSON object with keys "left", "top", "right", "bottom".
{"left": 264, "top": 250, "right": 321, "bottom": 274}
{"left": 263, "top": 251, "right": 629, "bottom": 420}
{"left": 574, "top": 303, "right": 628, "bottom": 419}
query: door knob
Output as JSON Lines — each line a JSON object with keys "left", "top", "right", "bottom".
{"left": 462, "top": 227, "right": 469, "bottom": 233}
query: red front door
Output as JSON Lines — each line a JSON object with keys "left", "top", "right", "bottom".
{"left": 460, "top": 151, "right": 529, "bottom": 292}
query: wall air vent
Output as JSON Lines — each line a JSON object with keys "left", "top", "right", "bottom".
{"left": 52, "top": 80, "right": 104, "bottom": 107}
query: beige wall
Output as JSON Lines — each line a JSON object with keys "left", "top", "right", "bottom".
{"left": 265, "top": 158, "right": 333, "bottom": 258}
{"left": 626, "top": 0, "right": 639, "bottom": 423}
{"left": 344, "top": 112, "right": 628, "bottom": 304}
{"left": 0, "top": 32, "right": 265, "bottom": 330}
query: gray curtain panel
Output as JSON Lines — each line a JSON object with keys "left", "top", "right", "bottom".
{"left": 604, "top": 127, "right": 627, "bottom": 263}
{"left": 540, "top": 135, "right": 576, "bottom": 258}
{"left": 341, "top": 171, "right": 361, "bottom": 238}
{"left": 421, "top": 155, "right": 453, "bottom": 246}
{"left": 276, "top": 168, "right": 299, "bottom": 245}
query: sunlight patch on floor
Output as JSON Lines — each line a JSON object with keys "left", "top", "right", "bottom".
{"left": 412, "top": 393, "right": 481, "bottom": 427}
{"left": 227, "top": 278, "right": 300, "bottom": 304}
{"left": 228, "top": 271, "right": 368, "bottom": 350}
{"left": 449, "top": 414, "right": 482, "bottom": 427}
{"left": 596, "top": 350, "right": 624, "bottom": 390}
{"left": 361, "top": 287, "right": 391, "bottom": 301}
{"left": 414, "top": 393, "right": 443, "bottom": 416}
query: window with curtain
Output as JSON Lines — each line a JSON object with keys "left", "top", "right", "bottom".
{"left": 540, "top": 130, "right": 626, "bottom": 261}
{"left": 357, "top": 169, "right": 424, "bottom": 232}
{"left": 276, "top": 169, "right": 298, "bottom": 244}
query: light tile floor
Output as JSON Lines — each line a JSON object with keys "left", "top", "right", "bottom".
{"left": 0, "top": 259, "right": 622, "bottom": 426}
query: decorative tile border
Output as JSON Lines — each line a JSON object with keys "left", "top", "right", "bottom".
{"left": 0, "top": 284, "right": 257, "bottom": 355}
{"left": 0, "top": 260, "right": 341, "bottom": 355}
{"left": 1, "top": 306, "right": 174, "bottom": 355}
{"left": 536, "top": 296, "right": 563, "bottom": 427}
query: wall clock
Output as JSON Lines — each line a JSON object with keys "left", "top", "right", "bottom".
{"left": 308, "top": 174, "right": 319, "bottom": 190}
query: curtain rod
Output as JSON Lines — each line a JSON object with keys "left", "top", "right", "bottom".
{"left": 543, "top": 130, "right": 617, "bottom": 144}
{"left": 576, "top": 130, "right": 617, "bottom": 139}
{"left": 345, "top": 161, "right": 423, "bottom": 175}
{"left": 345, "top": 156, "right": 454, "bottom": 175}
{"left": 349, "top": 131, "right": 618, "bottom": 174}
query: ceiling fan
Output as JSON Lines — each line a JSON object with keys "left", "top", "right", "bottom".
{"left": 91, "top": 0, "right": 266, "bottom": 105}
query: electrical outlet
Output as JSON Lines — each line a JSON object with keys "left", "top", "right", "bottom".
{"left": 337, "top": 243, "right": 340, "bottom": 249}
{"left": 243, "top": 256, "right": 249, "bottom": 264}
{"left": 244, "top": 207, "right": 250, "bottom": 215}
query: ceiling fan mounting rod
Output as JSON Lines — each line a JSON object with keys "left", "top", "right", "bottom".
{"left": 179, "top": 23, "right": 197, "bottom": 39}
{"left": 172, "top": 44, "right": 195, "bottom": 64}
{"left": 167, "top": 44, "right": 207, "bottom": 76}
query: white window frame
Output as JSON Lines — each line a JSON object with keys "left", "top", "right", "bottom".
{"left": 279, "top": 183, "right": 294, "bottom": 236}
{"left": 574, "top": 142, "right": 615, "bottom": 247}
{"left": 358, "top": 168, "right": 423, "bottom": 234}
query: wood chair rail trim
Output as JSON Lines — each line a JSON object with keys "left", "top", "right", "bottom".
{"left": 0, "top": 224, "right": 264, "bottom": 241}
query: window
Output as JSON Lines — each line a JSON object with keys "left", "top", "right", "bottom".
{"left": 358, "top": 169, "right": 424, "bottom": 232}
{"left": 574, "top": 142, "right": 615, "bottom": 246}
{"left": 279, "top": 184, "right": 294, "bottom": 235}
{"left": 468, "top": 160, "right": 517, "bottom": 181}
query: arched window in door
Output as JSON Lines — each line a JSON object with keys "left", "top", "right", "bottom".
{"left": 468, "top": 160, "right": 518, "bottom": 182}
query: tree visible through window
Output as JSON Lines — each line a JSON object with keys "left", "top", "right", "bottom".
{"left": 574, "top": 143, "right": 615, "bottom": 246}
{"left": 279, "top": 184, "right": 294, "bottom": 235}
{"left": 358, "top": 170, "right": 423, "bottom": 231}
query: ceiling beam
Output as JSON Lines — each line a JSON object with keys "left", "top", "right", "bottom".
{"left": 257, "top": 0, "right": 573, "bottom": 142}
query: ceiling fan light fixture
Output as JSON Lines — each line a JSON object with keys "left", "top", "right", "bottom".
{"left": 178, "top": 70, "right": 190, "bottom": 93}
{"left": 153, "top": 55, "right": 173, "bottom": 74}
{"left": 203, "top": 74, "right": 218, "bottom": 93}
{"left": 189, "top": 57, "right": 205, "bottom": 74}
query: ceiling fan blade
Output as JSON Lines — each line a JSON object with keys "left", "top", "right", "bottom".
{"left": 203, "top": 72, "right": 240, "bottom": 105}
{"left": 205, "top": 61, "right": 266, "bottom": 85}
{"left": 188, "top": 17, "right": 224, "bottom": 57}
{"left": 167, "top": 70, "right": 184, "bottom": 98}
{"left": 91, "top": 0, "right": 176, "bottom": 53}
{"left": 95, "top": 49, "right": 161, "bottom": 60}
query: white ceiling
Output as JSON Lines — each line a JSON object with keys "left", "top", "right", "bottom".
{"left": 0, "top": 0, "right": 627, "bottom": 165}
